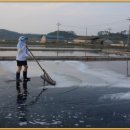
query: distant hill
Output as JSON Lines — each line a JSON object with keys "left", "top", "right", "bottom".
{"left": 47, "top": 31, "right": 77, "bottom": 40}
{"left": 0, "top": 29, "right": 42, "bottom": 41}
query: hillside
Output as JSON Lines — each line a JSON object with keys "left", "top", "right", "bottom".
{"left": 0, "top": 29, "right": 42, "bottom": 41}
{"left": 47, "top": 31, "right": 77, "bottom": 39}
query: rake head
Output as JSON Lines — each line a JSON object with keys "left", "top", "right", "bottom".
{"left": 40, "top": 74, "right": 56, "bottom": 86}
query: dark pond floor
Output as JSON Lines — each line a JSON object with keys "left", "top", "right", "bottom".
{"left": 0, "top": 77, "right": 130, "bottom": 128}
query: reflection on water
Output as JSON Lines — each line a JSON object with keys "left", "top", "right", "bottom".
{"left": 16, "top": 81, "right": 28, "bottom": 100}
{"left": 15, "top": 80, "right": 47, "bottom": 126}
{"left": 16, "top": 81, "right": 28, "bottom": 126}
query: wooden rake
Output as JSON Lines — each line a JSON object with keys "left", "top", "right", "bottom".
{"left": 27, "top": 46, "right": 56, "bottom": 86}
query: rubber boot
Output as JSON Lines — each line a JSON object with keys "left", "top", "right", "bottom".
{"left": 23, "top": 71, "right": 30, "bottom": 82}
{"left": 16, "top": 72, "right": 22, "bottom": 82}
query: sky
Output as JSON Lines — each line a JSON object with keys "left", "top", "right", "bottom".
{"left": 0, "top": 2, "right": 130, "bottom": 36}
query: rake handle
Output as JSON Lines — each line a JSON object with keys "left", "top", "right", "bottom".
{"left": 26, "top": 46, "right": 50, "bottom": 77}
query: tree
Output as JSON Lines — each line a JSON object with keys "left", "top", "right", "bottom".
{"left": 47, "top": 31, "right": 77, "bottom": 39}
{"left": 98, "top": 31, "right": 109, "bottom": 36}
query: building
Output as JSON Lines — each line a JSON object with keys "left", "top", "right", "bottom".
{"left": 40, "top": 35, "right": 46, "bottom": 43}
{"left": 73, "top": 36, "right": 97, "bottom": 44}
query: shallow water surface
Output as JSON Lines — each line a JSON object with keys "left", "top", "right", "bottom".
{"left": 0, "top": 61, "right": 130, "bottom": 127}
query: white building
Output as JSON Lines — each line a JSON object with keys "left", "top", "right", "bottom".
{"left": 40, "top": 35, "right": 46, "bottom": 43}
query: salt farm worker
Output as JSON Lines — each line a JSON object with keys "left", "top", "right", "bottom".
{"left": 16, "top": 36, "right": 31, "bottom": 82}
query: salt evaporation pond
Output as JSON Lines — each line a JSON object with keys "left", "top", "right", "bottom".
{"left": 0, "top": 60, "right": 130, "bottom": 127}
{"left": 0, "top": 50, "right": 102, "bottom": 56}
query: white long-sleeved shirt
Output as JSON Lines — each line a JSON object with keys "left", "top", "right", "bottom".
{"left": 16, "top": 41, "right": 29, "bottom": 61}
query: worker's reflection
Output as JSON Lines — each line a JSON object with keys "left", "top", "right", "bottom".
{"left": 16, "top": 81, "right": 28, "bottom": 124}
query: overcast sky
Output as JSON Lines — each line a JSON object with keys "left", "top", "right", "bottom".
{"left": 0, "top": 2, "right": 130, "bottom": 36}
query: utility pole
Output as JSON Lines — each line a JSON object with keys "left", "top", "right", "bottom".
{"left": 128, "top": 24, "right": 130, "bottom": 45}
{"left": 126, "top": 18, "right": 130, "bottom": 45}
{"left": 108, "top": 28, "right": 111, "bottom": 39}
{"left": 86, "top": 27, "right": 87, "bottom": 43}
{"left": 56, "top": 22, "right": 61, "bottom": 43}
{"left": 126, "top": 18, "right": 130, "bottom": 77}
